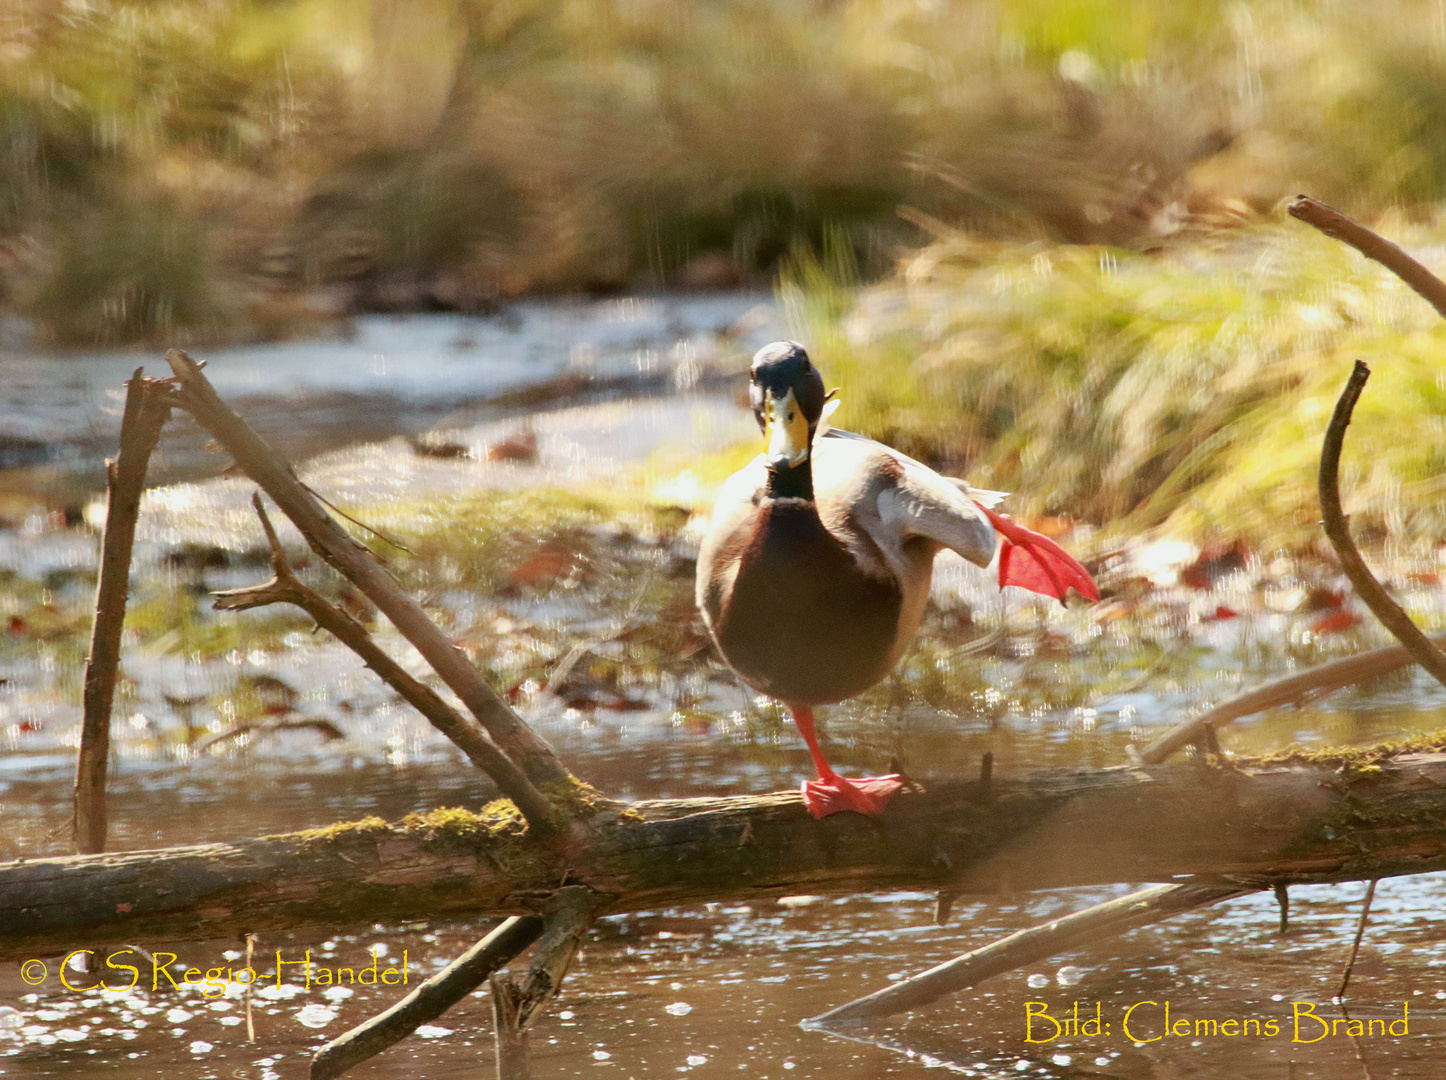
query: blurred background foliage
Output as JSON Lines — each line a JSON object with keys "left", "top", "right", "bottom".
{"left": 3, "top": 0, "right": 1446, "bottom": 345}
{"left": 8, "top": 0, "right": 1446, "bottom": 541}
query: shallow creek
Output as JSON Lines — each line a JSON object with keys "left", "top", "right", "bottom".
{"left": 4, "top": 299, "right": 1446, "bottom": 1078}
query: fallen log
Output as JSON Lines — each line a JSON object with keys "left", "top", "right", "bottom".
{"left": 7, "top": 745, "right": 1446, "bottom": 960}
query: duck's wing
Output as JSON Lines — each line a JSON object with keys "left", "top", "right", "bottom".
{"left": 822, "top": 427, "right": 1098, "bottom": 605}
{"left": 821, "top": 425, "right": 1003, "bottom": 501}
{"left": 818, "top": 430, "right": 995, "bottom": 570}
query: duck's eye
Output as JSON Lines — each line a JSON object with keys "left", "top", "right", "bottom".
{"left": 787, "top": 410, "right": 795, "bottom": 422}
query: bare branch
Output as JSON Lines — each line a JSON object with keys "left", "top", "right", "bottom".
{"left": 310, "top": 887, "right": 601, "bottom": 1079}
{"left": 162, "top": 348, "right": 569, "bottom": 789}
{"left": 192, "top": 717, "right": 345, "bottom": 754}
{"left": 214, "top": 495, "right": 559, "bottom": 836}
{"left": 1139, "top": 631, "right": 1446, "bottom": 764}
{"left": 76, "top": 371, "right": 173, "bottom": 854}
{"left": 1288, "top": 196, "right": 1446, "bottom": 321}
{"left": 310, "top": 916, "right": 544, "bottom": 1080}
{"left": 1144, "top": 198, "right": 1446, "bottom": 764}
{"left": 806, "top": 882, "right": 1246, "bottom": 1026}
{"left": 1320, "top": 362, "right": 1446, "bottom": 688}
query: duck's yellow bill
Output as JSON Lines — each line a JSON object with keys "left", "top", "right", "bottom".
{"left": 765, "top": 389, "right": 810, "bottom": 467}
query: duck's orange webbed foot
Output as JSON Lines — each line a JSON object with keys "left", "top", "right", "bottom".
{"left": 801, "top": 774, "right": 903, "bottom": 818}
{"left": 790, "top": 704, "right": 904, "bottom": 817}
{"left": 973, "top": 502, "right": 1099, "bottom": 605}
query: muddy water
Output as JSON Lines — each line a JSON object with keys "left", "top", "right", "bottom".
{"left": 5, "top": 305, "right": 1446, "bottom": 1078}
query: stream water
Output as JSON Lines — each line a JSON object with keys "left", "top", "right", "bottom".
{"left": 4, "top": 295, "right": 1446, "bottom": 1079}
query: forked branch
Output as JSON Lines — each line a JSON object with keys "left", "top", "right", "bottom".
{"left": 163, "top": 348, "right": 570, "bottom": 789}
{"left": 213, "top": 495, "right": 558, "bottom": 836}
{"left": 310, "top": 916, "right": 544, "bottom": 1080}
{"left": 1146, "top": 202, "right": 1446, "bottom": 766}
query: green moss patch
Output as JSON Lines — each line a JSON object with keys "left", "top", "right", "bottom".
{"left": 1234, "top": 728, "right": 1446, "bottom": 775}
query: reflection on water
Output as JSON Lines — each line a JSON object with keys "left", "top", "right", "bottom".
{"left": 5, "top": 307, "right": 1446, "bottom": 1077}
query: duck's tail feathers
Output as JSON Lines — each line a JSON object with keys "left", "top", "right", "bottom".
{"left": 953, "top": 481, "right": 1008, "bottom": 509}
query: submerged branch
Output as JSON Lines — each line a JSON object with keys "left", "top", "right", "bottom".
{"left": 807, "top": 882, "right": 1247, "bottom": 1026}
{"left": 310, "top": 915, "right": 544, "bottom": 1080}
{"left": 1337, "top": 878, "right": 1378, "bottom": 1001}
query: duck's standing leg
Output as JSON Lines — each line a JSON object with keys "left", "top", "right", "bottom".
{"left": 791, "top": 705, "right": 903, "bottom": 818}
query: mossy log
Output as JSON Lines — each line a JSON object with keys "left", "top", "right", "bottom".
{"left": 7, "top": 749, "right": 1446, "bottom": 961}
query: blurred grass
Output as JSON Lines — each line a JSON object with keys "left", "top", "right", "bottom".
{"left": 8, "top": 0, "right": 1446, "bottom": 546}
{"left": 787, "top": 213, "right": 1446, "bottom": 546}
{"left": 6, "top": 0, "right": 1446, "bottom": 343}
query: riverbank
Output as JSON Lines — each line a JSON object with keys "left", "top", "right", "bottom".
{"left": 7, "top": 0, "right": 1446, "bottom": 350}
{"left": 788, "top": 215, "right": 1446, "bottom": 548}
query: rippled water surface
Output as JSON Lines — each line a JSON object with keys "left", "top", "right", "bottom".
{"left": 5, "top": 300, "right": 1446, "bottom": 1079}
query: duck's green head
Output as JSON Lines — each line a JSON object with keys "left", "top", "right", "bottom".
{"left": 750, "top": 341, "right": 827, "bottom": 470}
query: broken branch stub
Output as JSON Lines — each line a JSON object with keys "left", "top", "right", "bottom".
{"left": 491, "top": 887, "right": 605, "bottom": 1080}
{"left": 76, "top": 371, "right": 174, "bottom": 854}
{"left": 214, "top": 495, "right": 558, "bottom": 836}
{"left": 309, "top": 916, "right": 544, "bottom": 1080}
{"left": 509, "top": 886, "right": 603, "bottom": 1029}
{"left": 311, "top": 889, "right": 602, "bottom": 1079}
{"left": 161, "top": 348, "right": 569, "bottom": 790}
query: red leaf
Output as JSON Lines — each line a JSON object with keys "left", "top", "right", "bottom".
{"left": 1311, "top": 609, "right": 1361, "bottom": 634}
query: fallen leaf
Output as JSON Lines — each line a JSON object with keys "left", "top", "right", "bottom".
{"left": 507, "top": 548, "right": 573, "bottom": 584}
{"left": 1311, "top": 609, "right": 1361, "bottom": 634}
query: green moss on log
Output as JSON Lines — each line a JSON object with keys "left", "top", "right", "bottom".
{"left": 1234, "top": 728, "right": 1446, "bottom": 775}
{"left": 402, "top": 802, "right": 527, "bottom": 850}
{"left": 285, "top": 816, "right": 392, "bottom": 852}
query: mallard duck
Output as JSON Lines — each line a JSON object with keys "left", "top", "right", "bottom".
{"left": 696, "top": 341, "right": 1098, "bottom": 817}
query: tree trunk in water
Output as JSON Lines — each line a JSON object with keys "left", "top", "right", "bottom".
{"left": 8, "top": 750, "right": 1446, "bottom": 959}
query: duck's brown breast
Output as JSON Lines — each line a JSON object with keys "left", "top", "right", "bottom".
{"left": 712, "top": 498, "right": 902, "bottom": 705}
